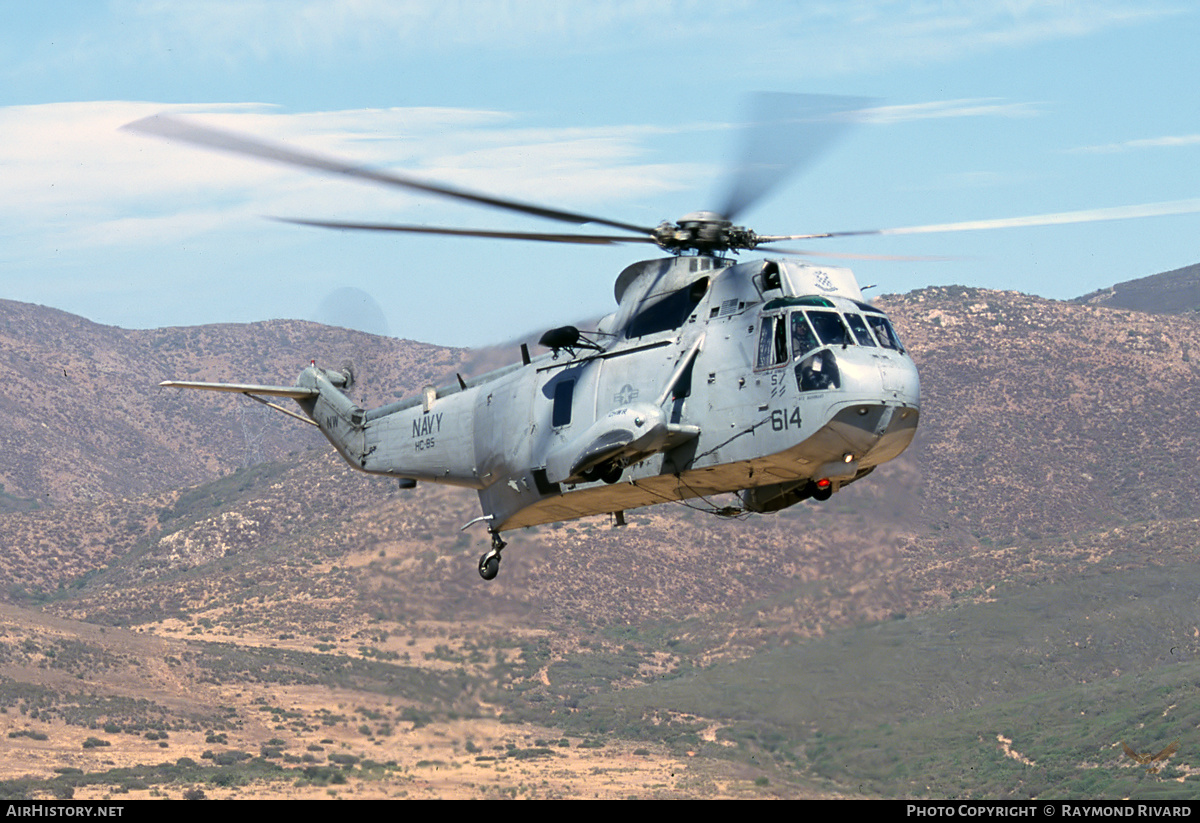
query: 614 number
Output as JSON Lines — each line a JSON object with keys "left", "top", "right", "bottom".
{"left": 771, "top": 407, "right": 801, "bottom": 431}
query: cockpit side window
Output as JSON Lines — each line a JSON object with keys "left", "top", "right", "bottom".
{"left": 866, "top": 315, "right": 904, "bottom": 351}
{"left": 806, "top": 310, "right": 853, "bottom": 347}
{"left": 844, "top": 313, "right": 877, "bottom": 347}
{"left": 756, "top": 315, "right": 788, "bottom": 369}
{"left": 790, "top": 311, "right": 819, "bottom": 359}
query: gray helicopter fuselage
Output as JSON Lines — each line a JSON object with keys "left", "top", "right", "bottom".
{"left": 298, "top": 255, "right": 920, "bottom": 532}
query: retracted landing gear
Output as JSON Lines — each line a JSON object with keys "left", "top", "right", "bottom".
{"left": 581, "top": 460, "right": 623, "bottom": 485}
{"left": 478, "top": 530, "right": 507, "bottom": 580}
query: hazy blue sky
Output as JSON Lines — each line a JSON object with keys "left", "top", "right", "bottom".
{"left": 3, "top": 1, "right": 1199, "bottom": 346}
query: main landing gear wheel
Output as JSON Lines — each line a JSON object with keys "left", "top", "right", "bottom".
{"left": 599, "top": 462, "right": 623, "bottom": 484}
{"left": 581, "top": 460, "right": 623, "bottom": 485}
{"left": 478, "top": 531, "right": 507, "bottom": 580}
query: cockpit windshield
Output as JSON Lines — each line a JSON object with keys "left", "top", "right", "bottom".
{"left": 806, "top": 310, "right": 853, "bottom": 347}
{"left": 790, "top": 312, "right": 818, "bottom": 359}
{"left": 758, "top": 306, "right": 906, "bottom": 373}
{"left": 844, "top": 313, "right": 877, "bottom": 347}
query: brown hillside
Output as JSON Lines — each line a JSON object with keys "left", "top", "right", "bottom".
{"left": 5, "top": 286, "right": 1200, "bottom": 556}
{"left": 4, "top": 284, "right": 1200, "bottom": 799}
{"left": 8, "top": 285, "right": 1200, "bottom": 633}
{"left": 882, "top": 286, "right": 1200, "bottom": 541}
{"left": 0, "top": 299, "right": 468, "bottom": 506}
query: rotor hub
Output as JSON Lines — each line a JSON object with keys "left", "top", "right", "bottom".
{"left": 653, "top": 211, "right": 759, "bottom": 254}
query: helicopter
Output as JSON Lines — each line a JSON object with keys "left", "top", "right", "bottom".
{"left": 128, "top": 95, "right": 1200, "bottom": 580}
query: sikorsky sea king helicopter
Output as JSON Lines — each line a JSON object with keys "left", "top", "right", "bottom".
{"left": 128, "top": 95, "right": 1200, "bottom": 580}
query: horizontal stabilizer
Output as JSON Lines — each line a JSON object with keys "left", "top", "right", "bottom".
{"left": 159, "top": 380, "right": 318, "bottom": 399}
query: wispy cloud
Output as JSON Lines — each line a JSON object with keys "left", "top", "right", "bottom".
{"left": 867, "top": 98, "right": 1044, "bottom": 125}
{"left": 1070, "top": 134, "right": 1200, "bottom": 154}
{"left": 0, "top": 101, "right": 695, "bottom": 252}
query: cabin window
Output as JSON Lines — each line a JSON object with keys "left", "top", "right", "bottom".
{"left": 673, "top": 356, "right": 696, "bottom": 400}
{"left": 552, "top": 379, "right": 575, "bottom": 427}
{"left": 626, "top": 278, "right": 709, "bottom": 338}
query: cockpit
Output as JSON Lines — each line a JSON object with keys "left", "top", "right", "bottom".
{"left": 755, "top": 296, "right": 907, "bottom": 393}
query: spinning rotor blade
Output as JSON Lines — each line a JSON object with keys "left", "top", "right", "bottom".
{"left": 719, "top": 93, "right": 874, "bottom": 221}
{"left": 122, "top": 114, "right": 656, "bottom": 236}
{"left": 788, "top": 197, "right": 1200, "bottom": 241}
{"left": 765, "top": 247, "right": 954, "bottom": 262}
{"left": 274, "top": 218, "right": 659, "bottom": 246}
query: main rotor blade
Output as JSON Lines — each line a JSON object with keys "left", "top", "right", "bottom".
{"left": 765, "top": 247, "right": 954, "bottom": 262}
{"left": 274, "top": 218, "right": 660, "bottom": 246}
{"left": 719, "top": 93, "right": 874, "bottom": 221}
{"left": 788, "top": 197, "right": 1200, "bottom": 240}
{"left": 123, "top": 114, "right": 657, "bottom": 236}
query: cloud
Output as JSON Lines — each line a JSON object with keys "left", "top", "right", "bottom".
{"left": 0, "top": 100, "right": 696, "bottom": 254}
{"left": 1070, "top": 134, "right": 1200, "bottom": 154}
{"left": 867, "top": 98, "right": 1044, "bottom": 125}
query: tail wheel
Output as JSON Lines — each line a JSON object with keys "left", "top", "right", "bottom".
{"left": 478, "top": 531, "right": 506, "bottom": 580}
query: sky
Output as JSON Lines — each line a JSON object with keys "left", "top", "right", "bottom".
{"left": 3, "top": 1, "right": 1200, "bottom": 348}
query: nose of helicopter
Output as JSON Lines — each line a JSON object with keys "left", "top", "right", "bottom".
{"left": 807, "top": 348, "right": 920, "bottom": 479}
{"left": 832, "top": 346, "right": 920, "bottom": 409}
{"left": 883, "top": 349, "right": 921, "bottom": 409}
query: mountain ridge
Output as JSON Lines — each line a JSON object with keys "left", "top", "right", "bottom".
{"left": 1074, "top": 261, "right": 1200, "bottom": 314}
